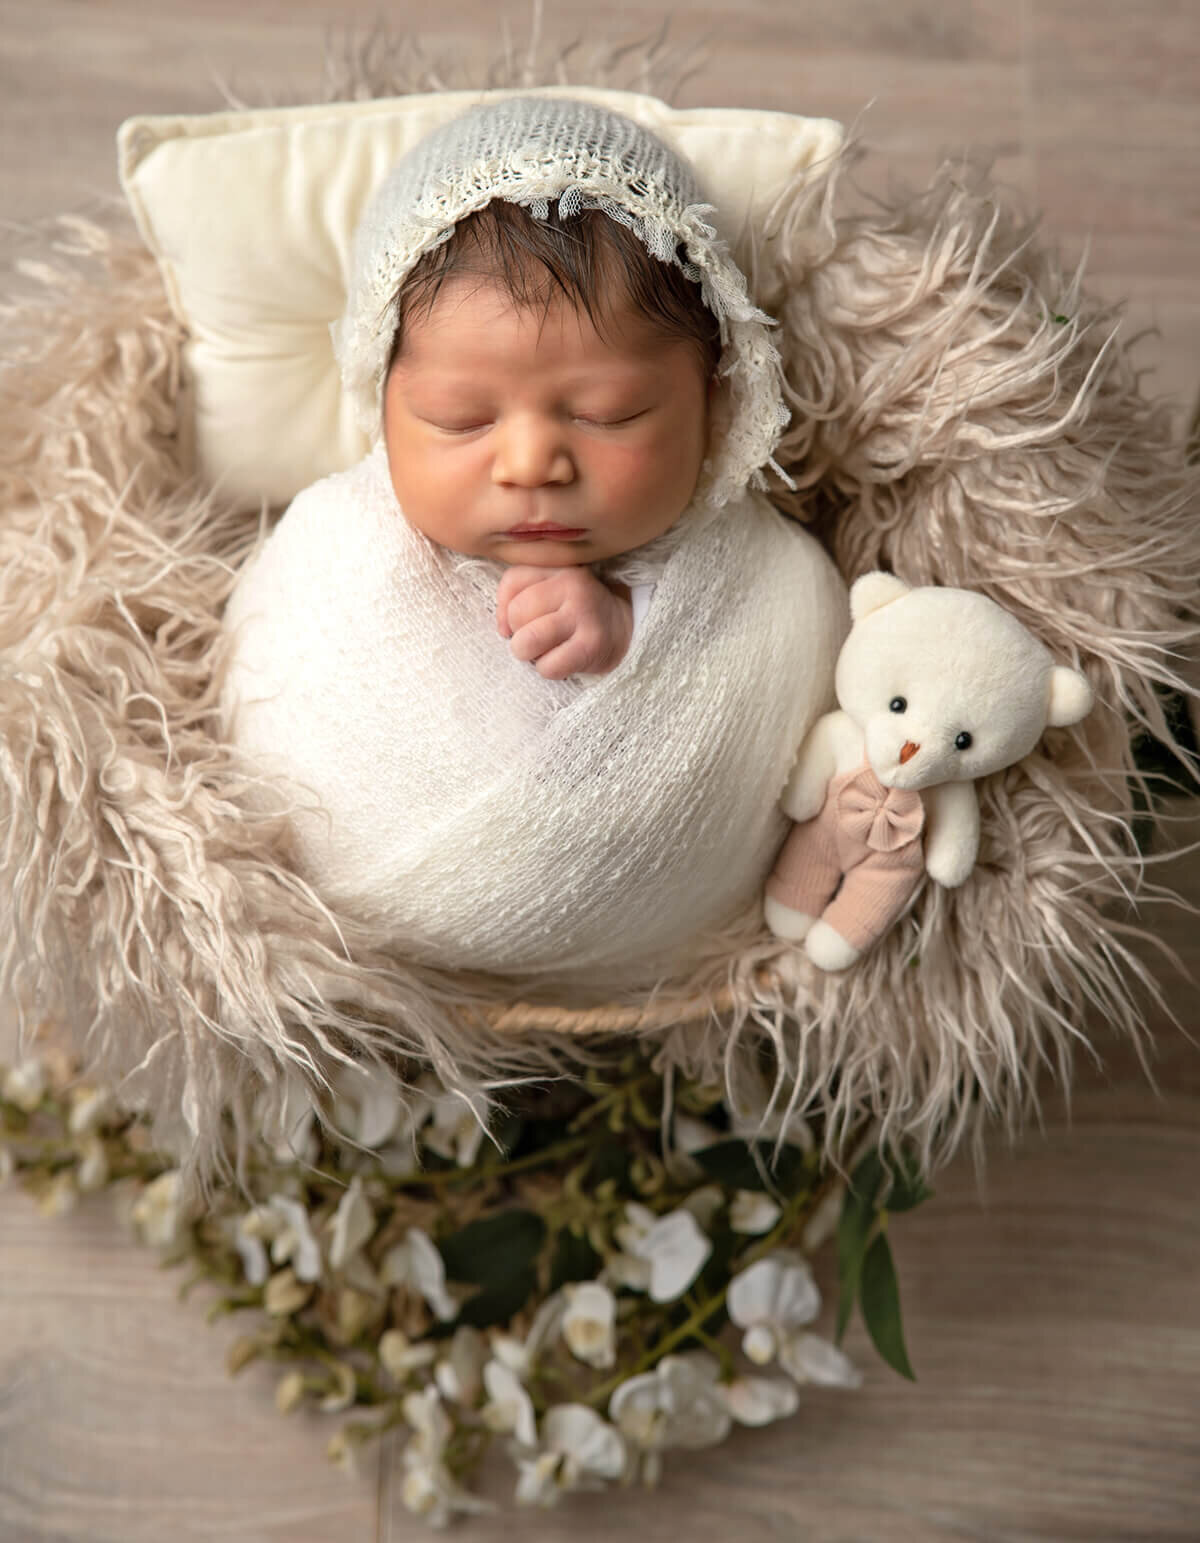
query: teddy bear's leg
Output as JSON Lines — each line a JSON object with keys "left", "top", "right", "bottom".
{"left": 762, "top": 895, "right": 817, "bottom": 941}
{"left": 764, "top": 797, "right": 843, "bottom": 943}
{"left": 816, "top": 847, "right": 924, "bottom": 967}
{"left": 804, "top": 918, "right": 862, "bottom": 971}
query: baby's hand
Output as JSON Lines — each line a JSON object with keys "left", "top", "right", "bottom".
{"left": 496, "top": 566, "right": 633, "bottom": 680}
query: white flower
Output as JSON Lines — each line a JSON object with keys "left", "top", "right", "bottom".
{"left": 259, "top": 1070, "right": 320, "bottom": 1165}
{"left": 624, "top": 1209, "right": 712, "bottom": 1303}
{"left": 275, "top": 1370, "right": 307, "bottom": 1414}
{"left": 75, "top": 1136, "right": 110, "bottom": 1193}
{"left": 3, "top": 1058, "right": 46, "bottom": 1113}
{"left": 398, "top": 1394, "right": 493, "bottom": 1527}
{"left": 37, "top": 1172, "right": 79, "bottom": 1218}
{"left": 381, "top": 1227, "right": 459, "bottom": 1322}
{"left": 237, "top": 1194, "right": 323, "bottom": 1285}
{"left": 668, "top": 1112, "right": 724, "bottom": 1178}
{"left": 609, "top": 1351, "right": 732, "bottom": 1471}
{"left": 400, "top": 1458, "right": 487, "bottom": 1528}
{"left": 481, "top": 1358, "right": 538, "bottom": 1448}
{"left": 434, "top": 1325, "right": 487, "bottom": 1406}
{"left": 777, "top": 1332, "right": 863, "bottom": 1389}
{"left": 721, "top": 1375, "right": 800, "bottom": 1426}
{"left": 420, "top": 1080, "right": 488, "bottom": 1168}
{"left": 602, "top": 1250, "right": 653, "bottom": 1291}
{"left": 130, "top": 1170, "right": 186, "bottom": 1249}
{"left": 488, "top": 1292, "right": 566, "bottom": 1379}
{"left": 514, "top": 1405, "right": 626, "bottom": 1507}
{"left": 379, "top": 1329, "right": 439, "bottom": 1379}
{"left": 402, "top": 1385, "right": 454, "bottom": 1460}
{"left": 726, "top": 1253, "right": 820, "bottom": 1365}
{"left": 328, "top": 1177, "right": 376, "bottom": 1270}
{"left": 729, "top": 1190, "right": 782, "bottom": 1235}
{"left": 562, "top": 1281, "right": 617, "bottom": 1368}
{"left": 672, "top": 1113, "right": 724, "bottom": 1156}
{"left": 610, "top": 1202, "right": 712, "bottom": 1301}
{"left": 331, "top": 1062, "right": 428, "bottom": 1149}
{"left": 67, "top": 1084, "right": 112, "bottom": 1136}
{"left": 682, "top": 1183, "right": 725, "bottom": 1229}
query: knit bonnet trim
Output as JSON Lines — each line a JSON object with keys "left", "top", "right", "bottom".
{"left": 332, "top": 94, "right": 790, "bottom": 516}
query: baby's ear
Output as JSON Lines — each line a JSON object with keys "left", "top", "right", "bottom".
{"left": 849, "top": 571, "right": 910, "bottom": 621}
{"left": 1046, "top": 665, "right": 1094, "bottom": 727}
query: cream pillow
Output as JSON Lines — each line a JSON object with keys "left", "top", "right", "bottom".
{"left": 118, "top": 86, "right": 843, "bottom": 508}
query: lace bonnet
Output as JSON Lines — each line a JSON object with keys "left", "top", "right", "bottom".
{"left": 333, "top": 94, "right": 790, "bottom": 513}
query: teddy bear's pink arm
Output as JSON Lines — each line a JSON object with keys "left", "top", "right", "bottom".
{"left": 923, "top": 780, "right": 980, "bottom": 888}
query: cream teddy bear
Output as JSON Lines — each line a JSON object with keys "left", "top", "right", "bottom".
{"left": 764, "top": 572, "right": 1095, "bottom": 971}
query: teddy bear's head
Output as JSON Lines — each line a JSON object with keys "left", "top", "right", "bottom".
{"left": 836, "top": 573, "right": 1094, "bottom": 791}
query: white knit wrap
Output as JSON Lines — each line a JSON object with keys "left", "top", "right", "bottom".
{"left": 331, "top": 94, "right": 790, "bottom": 515}
{"left": 223, "top": 95, "right": 847, "bottom": 987}
{"left": 223, "top": 447, "right": 846, "bottom": 987}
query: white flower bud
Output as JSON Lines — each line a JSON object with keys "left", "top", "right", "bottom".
{"left": 3, "top": 1059, "right": 46, "bottom": 1113}
{"left": 67, "top": 1085, "right": 112, "bottom": 1137}
{"left": 562, "top": 1281, "right": 617, "bottom": 1369}
{"left": 742, "top": 1324, "right": 778, "bottom": 1365}
{"left": 37, "top": 1172, "right": 79, "bottom": 1218}
{"left": 379, "top": 1329, "right": 438, "bottom": 1378}
{"left": 275, "top": 1371, "right": 307, "bottom": 1414}
{"left": 264, "top": 1267, "right": 313, "bottom": 1316}
{"left": 76, "top": 1137, "right": 110, "bottom": 1192}
{"left": 729, "top": 1190, "right": 782, "bottom": 1235}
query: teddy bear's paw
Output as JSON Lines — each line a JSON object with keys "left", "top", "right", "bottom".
{"left": 763, "top": 897, "right": 817, "bottom": 942}
{"left": 805, "top": 920, "right": 861, "bottom": 972}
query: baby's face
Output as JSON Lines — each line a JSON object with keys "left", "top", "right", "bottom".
{"left": 383, "top": 277, "right": 712, "bottom": 566}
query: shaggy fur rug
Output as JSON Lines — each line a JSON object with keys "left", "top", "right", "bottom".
{"left": 2, "top": 43, "right": 1198, "bottom": 1196}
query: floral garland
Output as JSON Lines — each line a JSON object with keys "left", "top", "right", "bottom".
{"left": 1, "top": 1039, "right": 928, "bottom": 1526}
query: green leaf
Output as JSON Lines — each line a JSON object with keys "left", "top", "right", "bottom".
{"left": 454, "top": 1266, "right": 540, "bottom": 1330}
{"left": 881, "top": 1153, "right": 933, "bottom": 1214}
{"left": 437, "top": 1208, "right": 546, "bottom": 1287}
{"left": 691, "top": 1139, "right": 810, "bottom": 1193}
{"left": 859, "top": 1232, "right": 916, "bottom": 1381}
{"left": 549, "top": 1226, "right": 602, "bottom": 1291}
{"left": 835, "top": 1149, "right": 884, "bottom": 1341}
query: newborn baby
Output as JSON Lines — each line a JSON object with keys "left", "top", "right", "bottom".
{"left": 222, "top": 95, "right": 847, "bottom": 988}
{"left": 383, "top": 194, "right": 720, "bottom": 682}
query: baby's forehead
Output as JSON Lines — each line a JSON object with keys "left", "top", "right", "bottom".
{"left": 394, "top": 273, "right": 684, "bottom": 370}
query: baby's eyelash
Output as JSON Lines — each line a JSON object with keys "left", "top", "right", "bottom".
{"left": 575, "top": 410, "right": 647, "bottom": 427}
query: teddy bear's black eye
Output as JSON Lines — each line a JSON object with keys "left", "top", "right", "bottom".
{"left": 954, "top": 731, "right": 973, "bottom": 751}
{"left": 889, "top": 697, "right": 907, "bottom": 714}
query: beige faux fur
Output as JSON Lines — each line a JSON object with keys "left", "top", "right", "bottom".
{"left": 3, "top": 52, "right": 1198, "bottom": 1195}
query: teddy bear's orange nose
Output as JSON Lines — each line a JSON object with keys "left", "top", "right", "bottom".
{"left": 899, "top": 741, "right": 920, "bottom": 764}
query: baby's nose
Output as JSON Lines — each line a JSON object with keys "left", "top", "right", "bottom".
{"left": 492, "top": 416, "right": 574, "bottom": 486}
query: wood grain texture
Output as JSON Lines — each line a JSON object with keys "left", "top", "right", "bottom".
{"left": 1, "top": 2, "right": 1198, "bottom": 1538}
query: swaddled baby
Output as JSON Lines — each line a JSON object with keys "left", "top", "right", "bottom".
{"left": 222, "top": 96, "right": 847, "bottom": 989}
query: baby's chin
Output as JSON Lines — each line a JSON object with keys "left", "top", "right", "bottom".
{"left": 488, "top": 535, "right": 602, "bottom": 566}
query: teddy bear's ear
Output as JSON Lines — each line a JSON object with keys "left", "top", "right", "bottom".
{"left": 849, "top": 571, "right": 910, "bottom": 621}
{"left": 1046, "top": 666, "right": 1094, "bottom": 727}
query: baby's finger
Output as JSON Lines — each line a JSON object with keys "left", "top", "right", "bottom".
{"left": 496, "top": 565, "right": 557, "bottom": 637}
{"left": 509, "top": 608, "right": 573, "bottom": 664}
{"left": 505, "top": 579, "right": 572, "bottom": 640}
{"left": 531, "top": 635, "right": 593, "bottom": 680}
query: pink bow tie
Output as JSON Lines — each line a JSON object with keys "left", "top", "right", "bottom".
{"left": 838, "top": 769, "right": 925, "bottom": 853}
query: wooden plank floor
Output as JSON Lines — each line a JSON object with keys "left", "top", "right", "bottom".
{"left": 2, "top": 3, "right": 1198, "bottom": 1538}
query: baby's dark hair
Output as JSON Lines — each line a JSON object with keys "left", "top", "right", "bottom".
{"left": 386, "top": 198, "right": 722, "bottom": 379}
